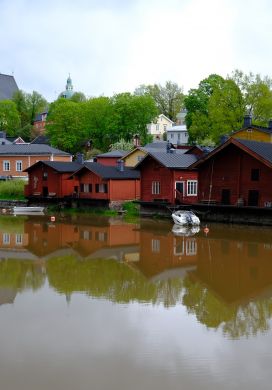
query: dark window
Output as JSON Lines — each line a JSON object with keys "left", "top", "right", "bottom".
{"left": 248, "top": 190, "right": 259, "bottom": 206}
{"left": 80, "top": 183, "right": 84, "bottom": 192}
{"left": 95, "top": 184, "right": 99, "bottom": 193}
{"left": 89, "top": 184, "right": 92, "bottom": 192}
{"left": 251, "top": 169, "right": 259, "bottom": 181}
{"left": 43, "top": 171, "right": 48, "bottom": 180}
{"left": 221, "top": 189, "right": 231, "bottom": 205}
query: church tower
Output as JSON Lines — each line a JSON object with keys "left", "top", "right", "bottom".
{"left": 60, "top": 74, "right": 74, "bottom": 99}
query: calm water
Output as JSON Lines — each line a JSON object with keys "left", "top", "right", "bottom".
{"left": 0, "top": 214, "right": 272, "bottom": 390}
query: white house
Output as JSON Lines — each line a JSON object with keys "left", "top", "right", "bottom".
{"left": 147, "top": 114, "right": 173, "bottom": 140}
{"left": 167, "top": 125, "right": 189, "bottom": 145}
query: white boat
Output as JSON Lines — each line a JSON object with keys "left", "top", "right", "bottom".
{"left": 171, "top": 210, "right": 200, "bottom": 226}
{"left": 172, "top": 224, "right": 200, "bottom": 236}
{"left": 13, "top": 206, "right": 45, "bottom": 215}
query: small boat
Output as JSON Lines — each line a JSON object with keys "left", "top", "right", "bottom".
{"left": 13, "top": 206, "right": 45, "bottom": 215}
{"left": 171, "top": 210, "right": 200, "bottom": 226}
{"left": 172, "top": 224, "right": 200, "bottom": 236}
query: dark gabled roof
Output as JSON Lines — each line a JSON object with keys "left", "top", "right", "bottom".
{"left": 144, "top": 141, "right": 175, "bottom": 149}
{"left": 74, "top": 162, "right": 140, "bottom": 179}
{"left": 191, "top": 138, "right": 272, "bottom": 169}
{"left": 235, "top": 138, "right": 272, "bottom": 164}
{"left": 184, "top": 145, "right": 215, "bottom": 155}
{"left": 24, "top": 160, "right": 82, "bottom": 173}
{"left": 30, "top": 135, "right": 50, "bottom": 145}
{"left": 0, "top": 144, "right": 70, "bottom": 156}
{"left": 136, "top": 150, "right": 198, "bottom": 169}
{"left": 0, "top": 74, "right": 19, "bottom": 100}
{"left": 96, "top": 150, "right": 127, "bottom": 158}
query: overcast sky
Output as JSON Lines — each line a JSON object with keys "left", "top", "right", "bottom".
{"left": 1, "top": 0, "right": 272, "bottom": 102}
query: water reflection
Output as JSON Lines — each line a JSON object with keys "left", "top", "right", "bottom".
{"left": 1, "top": 215, "right": 272, "bottom": 337}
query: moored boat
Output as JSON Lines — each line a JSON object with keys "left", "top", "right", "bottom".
{"left": 171, "top": 210, "right": 200, "bottom": 226}
{"left": 13, "top": 206, "right": 45, "bottom": 215}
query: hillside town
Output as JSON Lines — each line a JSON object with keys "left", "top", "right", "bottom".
{"left": 1, "top": 72, "right": 272, "bottom": 220}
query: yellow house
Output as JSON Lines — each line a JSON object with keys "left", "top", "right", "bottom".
{"left": 122, "top": 147, "right": 147, "bottom": 167}
{"left": 230, "top": 116, "right": 272, "bottom": 143}
{"left": 122, "top": 141, "right": 172, "bottom": 167}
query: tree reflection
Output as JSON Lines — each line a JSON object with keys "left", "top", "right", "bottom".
{"left": 46, "top": 256, "right": 184, "bottom": 307}
{"left": 182, "top": 275, "right": 272, "bottom": 338}
{"left": 0, "top": 259, "right": 45, "bottom": 291}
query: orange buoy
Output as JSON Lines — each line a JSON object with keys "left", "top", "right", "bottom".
{"left": 50, "top": 216, "right": 55, "bottom": 222}
{"left": 203, "top": 226, "right": 209, "bottom": 235}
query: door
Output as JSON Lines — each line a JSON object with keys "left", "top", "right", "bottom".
{"left": 175, "top": 181, "right": 185, "bottom": 203}
{"left": 248, "top": 190, "right": 259, "bottom": 206}
{"left": 42, "top": 186, "right": 48, "bottom": 197}
{"left": 221, "top": 189, "right": 231, "bottom": 205}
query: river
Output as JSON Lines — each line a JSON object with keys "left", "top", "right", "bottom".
{"left": 0, "top": 213, "right": 272, "bottom": 390}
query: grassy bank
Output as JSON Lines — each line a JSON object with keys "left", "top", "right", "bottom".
{"left": 0, "top": 180, "right": 25, "bottom": 200}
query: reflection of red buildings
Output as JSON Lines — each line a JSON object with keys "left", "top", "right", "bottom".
{"left": 137, "top": 228, "right": 198, "bottom": 278}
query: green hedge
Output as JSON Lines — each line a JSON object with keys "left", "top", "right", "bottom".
{"left": 0, "top": 180, "right": 26, "bottom": 200}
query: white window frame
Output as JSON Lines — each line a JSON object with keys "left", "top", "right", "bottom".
{"left": 3, "top": 233, "right": 10, "bottom": 245}
{"left": 3, "top": 160, "right": 10, "bottom": 171}
{"left": 187, "top": 180, "right": 198, "bottom": 196}
{"left": 152, "top": 181, "right": 160, "bottom": 195}
{"left": 16, "top": 160, "right": 22, "bottom": 172}
{"left": 15, "top": 234, "right": 23, "bottom": 245}
{"left": 151, "top": 239, "right": 160, "bottom": 253}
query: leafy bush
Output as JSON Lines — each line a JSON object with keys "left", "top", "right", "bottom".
{"left": 0, "top": 179, "right": 26, "bottom": 200}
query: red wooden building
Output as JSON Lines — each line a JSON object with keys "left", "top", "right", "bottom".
{"left": 95, "top": 150, "right": 127, "bottom": 166}
{"left": 135, "top": 151, "right": 198, "bottom": 205}
{"left": 24, "top": 161, "right": 82, "bottom": 198}
{"left": 191, "top": 138, "right": 272, "bottom": 207}
{"left": 72, "top": 162, "right": 140, "bottom": 202}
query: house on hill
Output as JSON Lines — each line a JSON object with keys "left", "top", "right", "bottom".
{"left": 0, "top": 73, "right": 19, "bottom": 100}
{"left": 230, "top": 115, "right": 272, "bottom": 143}
{"left": 147, "top": 114, "right": 173, "bottom": 140}
{"left": 122, "top": 141, "right": 176, "bottom": 167}
{"left": 135, "top": 150, "right": 198, "bottom": 205}
{"left": 191, "top": 138, "right": 272, "bottom": 207}
{"left": 0, "top": 144, "right": 72, "bottom": 179}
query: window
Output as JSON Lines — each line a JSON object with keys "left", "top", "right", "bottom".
{"left": 43, "top": 171, "right": 48, "bottom": 180}
{"left": 251, "top": 168, "right": 260, "bottom": 181}
{"left": 156, "top": 124, "right": 160, "bottom": 131}
{"left": 137, "top": 155, "right": 143, "bottom": 162}
{"left": 152, "top": 181, "right": 160, "bottom": 195}
{"left": 16, "top": 161, "right": 22, "bottom": 172}
{"left": 163, "top": 124, "right": 167, "bottom": 131}
{"left": 186, "top": 239, "right": 197, "bottom": 255}
{"left": 15, "top": 234, "right": 23, "bottom": 245}
{"left": 80, "top": 183, "right": 92, "bottom": 192}
{"left": 151, "top": 239, "right": 160, "bottom": 253}
{"left": 187, "top": 180, "right": 198, "bottom": 196}
{"left": 95, "top": 183, "right": 108, "bottom": 193}
{"left": 3, "top": 160, "right": 10, "bottom": 171}
{"left": 3, "top": 233, "right": 10, "bottom": 245}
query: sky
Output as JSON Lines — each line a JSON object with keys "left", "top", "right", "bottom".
{"left": 1, "top": 0, "right": 272, "bottom": 102}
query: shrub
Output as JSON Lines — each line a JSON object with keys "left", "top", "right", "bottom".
{"left": 0, "top": 179, "right": 26, "bottom": 200}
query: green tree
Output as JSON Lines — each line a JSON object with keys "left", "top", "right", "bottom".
{"left": 0, "top": 100, "right": 20, "bottom": 134}
{"left": 46, "top": 99, "right": 88, "bottom": 153}
{"left": 25, "top": 91, "right": 47, "bottom": 124}
{"left": 111, "top": 92, "right": 158, "bottom": 145}
{"left": 230, "top": 70, "right": 272, "bottom": 125}
{"left": 83, "top": 96, "right": 113, "bottom": 151}
{"left": 70, "top": 92, "right": 87, "bottom": 103}
{"left": 135, "top": 81, "right": 184, "bottom": 121}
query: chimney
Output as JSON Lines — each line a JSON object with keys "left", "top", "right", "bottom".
{"left": 243, "top": 114, "right": 252, "bottom": 128}
{"left": 75, "top": 153, "right": 84, "bottom": 164}
{"left": 117, "top": 159, "right": 124, "bottom": 172}
{"left": 268, "top": 119, "right": 272, "bottom": 129}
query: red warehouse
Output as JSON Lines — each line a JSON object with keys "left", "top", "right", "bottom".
{"left": 135, "top": 151, "right": 198, "bottom": 205}
{"left": 24, "top": 161, "right": 82, "bottom": 198}
{"left": 72, "top": 161, "right": 140, "bottom": 203}
{"left": 191, "top": 138, "right": 272, "bottom": 207}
